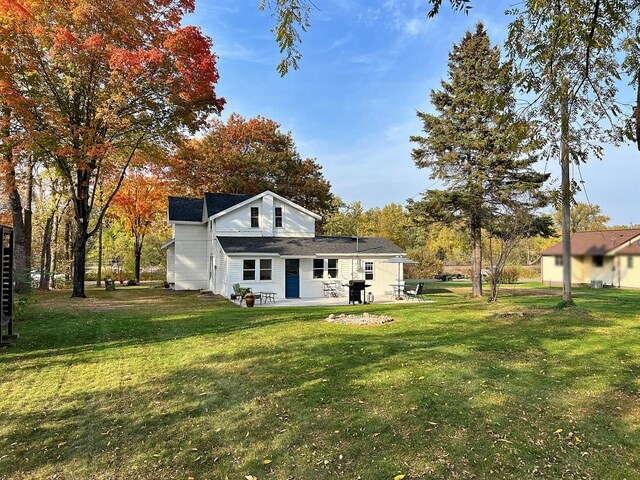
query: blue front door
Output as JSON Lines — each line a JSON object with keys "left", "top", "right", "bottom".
{"left": 285, "top": 259, "right": 300, "bottom": 298}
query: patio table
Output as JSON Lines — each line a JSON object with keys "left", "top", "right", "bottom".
{"left": 389, "top": 283, "right": 405, "bottom": 300}
{"left": 260, "top": 291, "right": 277, "bottom": 304}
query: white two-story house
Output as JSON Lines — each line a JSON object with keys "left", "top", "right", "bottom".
{"left": 162, "top": 191, "right": 406, "bottom": 299}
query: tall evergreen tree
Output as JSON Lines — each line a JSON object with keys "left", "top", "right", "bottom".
{"left": 410, "top": 23, "right": 548, "bottom": 298}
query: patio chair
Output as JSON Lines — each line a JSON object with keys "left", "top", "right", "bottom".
{"left": 404, "top": 283, "right": 425, "bottom": 301}
{"left": 322, "top": 281, "right": 339, "bottom": 297}
{"left": 232, "top": 283, "right": 251, "bottom": 304}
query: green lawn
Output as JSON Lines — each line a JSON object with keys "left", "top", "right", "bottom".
{"left": 1, "top": 285, "right": 638, "bottom": 479}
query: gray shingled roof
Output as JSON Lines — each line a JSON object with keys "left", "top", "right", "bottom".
{"left": 168, "top": 193, "right": 256, "bottom": 222}
{"left": 168, "top": 196, "right": 203, "bottom": 222}
{"left": 205, "top": 193, "right": 254, "bottom": 216}
{"left": 218, "top": 236, "right": 405, "bottom": 256}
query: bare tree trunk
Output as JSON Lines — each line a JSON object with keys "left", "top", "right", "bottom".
{"left": 560, "top": 88, "right": 573, "bottom": 305}
{"left": 51, "top": 213, "right": 60, "bottom": 289}
{"left": 470, "top": 219, "right": 483, "bottom": 298}
{"left": 72, "top": 226, "right": 88, "bottom": 298}
{"left": 134, "top": 234, "right": 145, "bottom": 284}
{"left": 64, "top": 218, "right": 72, "bottom": 281}
{"left": 96, "top": 221, "right": 103, "bottom": 287}
{"left": 2, "top": 108, "right": 33, "bottom": 293}
{"left": 6, "top": 159, "right": 32, "bottom": 293}
{"left": 39, "top": 215, "right": 53, "bottom": 290}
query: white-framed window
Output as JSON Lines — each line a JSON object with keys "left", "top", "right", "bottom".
{"left": 313, "top": 259, "right": 339, "bottom": 279}
{"left": 243, "top": 260, "right": 256, "bottom": 281}
{"left": 364, "top": 261, "right": 374, "bottom": 280}
{"left": 327, "top": 259, "right": 338, "bottom": 278}
{"left": 250, "top": 207, "right": 259, "bottom": 228}
{"left": 260, "top": 259, "right": 272, "bottom": 280}
{"left": 593, "top": 255, "right": 604, "bottom": 267}
{"left": 628, "top": 256, "right": 634, "bottom": 269}
{"left": 555, "top": 256, "right": 563, "bottom": 266}
{"left": 313, "top": 259, "right": 324, "bottom": 279}
{"left": 243, "top": 259, "right": 273, "bottom": 281}
{"left": 275, "top": 207, "right": 283, "bottom": 228}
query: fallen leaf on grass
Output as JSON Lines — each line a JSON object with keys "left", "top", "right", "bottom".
{"left": 246, "top": 476, "right": 258, "bottom": 480}
{"left": 394, "top": 475, "right": 406, "bottom": 480}
{"left": 554, "top": 429, "right": 563, "bottom": 434}
{"left": 263, "top": 459, "right": 272, "bottom": 464}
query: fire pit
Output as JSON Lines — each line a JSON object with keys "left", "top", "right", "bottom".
{"left": 324, "top": 313, "right": 394, "bottom": 325}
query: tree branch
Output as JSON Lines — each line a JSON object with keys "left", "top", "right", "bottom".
{"left": 87, "top": 134, "right": 145, "bottom": 238}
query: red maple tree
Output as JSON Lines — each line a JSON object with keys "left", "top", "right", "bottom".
{"left": 111, "top": 164, "right": 168, "bottom": 284}
{"left": 0, "top": 0, "right": 224, "bottom": 297}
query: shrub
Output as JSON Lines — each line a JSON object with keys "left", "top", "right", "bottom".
{"left": 500, "top": 266, "right": 522, "bottom": 284}
{"left": 405, "top": 247, "right": 444, "bottom": 279}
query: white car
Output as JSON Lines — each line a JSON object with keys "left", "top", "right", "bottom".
{"left": 30, "top": 270, "right": 66, "bottom": 282}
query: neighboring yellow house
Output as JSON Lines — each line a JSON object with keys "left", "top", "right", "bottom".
{"left": 541, "top": 229, "right": 640, "bottom": 288}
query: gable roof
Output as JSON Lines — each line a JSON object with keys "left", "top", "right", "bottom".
{"left": 616, "top": 240, "right": 640, "bottom": 256}
{"left": 204, "top": 193, "right": 254, "bottom": 217}
{"left": 541, "top": 229, "right": 640, "bottom": 256}
{"left": 208, "top": 190, "right": 322, "bottom": 221}
{"left": 168, "top": 191, "right": 322, "bottom": 223}
{"left": 168, "top": 196, "right": 203, "bottom": 222}
{"left": 217, "top": 236, "right": 405, "bottom": 256}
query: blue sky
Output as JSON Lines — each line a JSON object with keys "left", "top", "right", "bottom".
{"left": 186, "top": 0, "right": 639, "bottom": 226}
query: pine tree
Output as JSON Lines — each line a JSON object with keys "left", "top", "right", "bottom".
{"left": 410, "top": 23, "right": 548, "bottom": 298}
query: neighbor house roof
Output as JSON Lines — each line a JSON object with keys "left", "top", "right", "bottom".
{"left": 204, "top": 193, "right": 254, "bottom": 217}
{"left": 616, "top": 240, "right": 640, "bottom": 256}
{"left": 168, "top": 196, "right": 203, "bottom": 222}
{"left": 541, "top": 229, "right": 640, "bottom": 256}
{"left": 217, "top": 236, "right": 405, "bottom": 256}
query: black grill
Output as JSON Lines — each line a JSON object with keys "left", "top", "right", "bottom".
{"left": 346, "top": 280, "right": 370, "bottom": 304}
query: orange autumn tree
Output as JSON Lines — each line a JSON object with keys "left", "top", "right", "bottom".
{"left": 111, "top": 164, "right": 167, "bottom": 284}
{"left": 0, "top": 0, "right": 224, "bottom": 297}
{"left": 171, "top": 113, "right": 334, "bottom": 216}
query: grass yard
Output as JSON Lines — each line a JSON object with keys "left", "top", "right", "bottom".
{"left": 1, "top": 284, "right": 639, "bottom": 479}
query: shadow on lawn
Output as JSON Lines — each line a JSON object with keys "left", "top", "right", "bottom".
{"left": 2, "top": 303, "right": 638, "bottom": 478}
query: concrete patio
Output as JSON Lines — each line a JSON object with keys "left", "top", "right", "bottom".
{"left": 245, "top": 295, "right": 434, "bottom": 308}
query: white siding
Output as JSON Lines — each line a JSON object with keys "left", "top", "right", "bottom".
{"left": 215, "top": 200, "right": 264, "bottom": 236}
{"left": 215, "top": 194, "right": 316, "bottom": 237}
{"left": 272, "top": 200, "right": 315, "bottom": 237}
{"left": 173, "top": 223, "right": 208, "bottom": 290}
{"left": 226, "top": 256, "right": 282, "bottom": 297}
{"left": 262, "top": 195, "right": 274, "bottom": 237}
{"left": 166, "top": 244, "right": 175, "bottom": 283}
{"left": 210, "top": 238, "right": 229, "bottom": 295}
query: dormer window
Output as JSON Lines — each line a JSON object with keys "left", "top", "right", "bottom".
{"left": 251, "top": 207, "right": 259, "bottom": 228}
{"left": 275, "top": 207, "right": 283, "bottom": 228}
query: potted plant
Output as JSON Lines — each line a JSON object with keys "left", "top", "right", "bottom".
{"left": 245, "top": 291, "right": 255, "bottom": 307}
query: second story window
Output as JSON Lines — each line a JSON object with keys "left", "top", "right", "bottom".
{"left": 251, "top": 207, "right": 259, "bottom": 228}
{"left": 275, "top": 207, "right": 283, "bottom": 228}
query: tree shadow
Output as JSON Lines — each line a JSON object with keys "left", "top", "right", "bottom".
{"left": 2, "top": 298, "right": 638, "bottom": 478}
